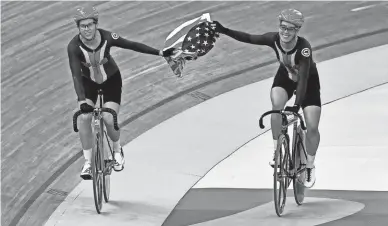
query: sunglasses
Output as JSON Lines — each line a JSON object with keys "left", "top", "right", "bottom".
{"left": 279, "top": 25, "right": 298, "bottom": 32}
{"left": 79, "top": 22, "right": 96, "bottom": 30}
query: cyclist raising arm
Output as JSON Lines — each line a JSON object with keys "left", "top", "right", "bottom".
{"left": 68, "top": 5, "right": 175, "bottom": 179}
{"left": 211, "top": 9, "right": 321, "bottom": 188}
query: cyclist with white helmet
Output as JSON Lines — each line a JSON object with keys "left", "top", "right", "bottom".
{"left": 67, "top": 5, "right": 176, "bottom": 180}
{"left": 211, "top": 9, "right": 321, "bottom": 188}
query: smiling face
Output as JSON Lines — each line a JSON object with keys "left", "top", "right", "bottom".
{"left": 78, "top": 18, "right": 97, "bottom": 41}
{"left": 279, "top": 21, "right": 299, "bottom": 43}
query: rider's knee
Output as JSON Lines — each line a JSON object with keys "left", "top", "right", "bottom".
{"left": 307, "top": 125, "right": 319, "bottom": 135}
{"left": 271, "top": 98, "right": 287, "bottom": 110}
{"left": 271, "top": 88, "right": 288, "bottom": 110}
{"left": 272, "top": 101, "right": 286, "bottom": 110}
{"left": 102, "top": 112, "right": 115, "bottom": 127}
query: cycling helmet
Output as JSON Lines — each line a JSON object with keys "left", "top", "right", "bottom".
{"left": 74, "top": 6, "right": 99, "bottom": 26}
{"left": 278, "top": 9, "right": 304, "bottom": 28}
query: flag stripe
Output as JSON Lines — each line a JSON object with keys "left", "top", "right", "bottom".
{"left": 166, "top": 13, "right": 211, "bottom": 40}
{"left": 164, "top": 34, "right": 186, "bottom": 50}
{"left": 164, "top": 13, "right": 212, "bottom": 50}
{"left": 165, "top": 19, "right": 207, "bottom": 48}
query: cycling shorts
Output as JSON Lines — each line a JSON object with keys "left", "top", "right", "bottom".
{"left": 82, "top": 70, "right": 122, "bottom": 105}
{"left": 272, "top": 66, "right": 321, "bottom": 108}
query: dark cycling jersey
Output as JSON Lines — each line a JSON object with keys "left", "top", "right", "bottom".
{"left": 67, "top": 28, "right": 160, "bottom": 101}
{"left": 222, "top": 29, "right": 318, "bottom": 105}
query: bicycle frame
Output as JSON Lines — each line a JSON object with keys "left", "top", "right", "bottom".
{"left": 278, "top": 113, "right": 308, "bottom": 174}
{"left": 290, "top": 117, "right": 308, "bottom": 177}
{"left": 260, "top": 110, "right": 306, "bottom": 162}
{"left": 92, "top": 92, "right": 106, "bottom": 168}
{"left": 72, "top": 89, "right": 120, "bottom": 214}
{"left": 93, "top": 93, "right": 115, "bottom": 176}
{"left": 259, "top": 109, "right": 307, "bottom": 215}
{"left": 92, "top": 95, "right": 105, "bottom": 214}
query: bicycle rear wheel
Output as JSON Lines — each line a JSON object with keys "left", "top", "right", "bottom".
{"left": 92, "top": 133, "right": 104, "bottom": 214}
{"left": 274, "top": 134, "right": 289, "bottom": 217}
{"left": 102, "top": 129, "right": 111, "bottom": 203}
{"left": 103, "top": 168, "right": 111, "bottom": 203}
{"left": 293, "top": 131, "right": 306, "bottom": 205}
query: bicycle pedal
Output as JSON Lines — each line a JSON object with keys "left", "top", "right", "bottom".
{"left": 105, "top": 168, "right": 112, "bottom": 175}
{"left": 104, "top": 160, "right": 114, "bottom": 173}
{"left": 104, "top": 159, "right": 114, "bottom": 166}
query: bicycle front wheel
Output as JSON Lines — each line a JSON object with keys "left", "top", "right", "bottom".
{"left": 92, "top": 133, "right": 104, "bottom": 214}
{"left": 273, "top": 134, "right": 289, "bottom": 217}
{"left": 293, "top": 131, "right": 306, "bottom": 205}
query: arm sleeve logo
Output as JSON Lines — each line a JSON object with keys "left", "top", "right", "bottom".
{"left": 301, "top": 48, "right": 311, "bottom": 57}
{"left": 111, "top": 32, "right": 119, "bottom": 40}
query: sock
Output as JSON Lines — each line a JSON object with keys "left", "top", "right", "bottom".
{"left": 83, "top": 149, "right": 92, "bottom": 164}
{"left": 113, "top": 138, "right": 121, "bottom": 153}
{"left": 306, "top": 154, "right": 315, "bottom": 168}
{"left": 273, "top": 139, "right": 278, "bottom": 150}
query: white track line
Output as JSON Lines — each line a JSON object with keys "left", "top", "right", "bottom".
{"left": 351, "top": 5, "right": 376, "bottom": 12}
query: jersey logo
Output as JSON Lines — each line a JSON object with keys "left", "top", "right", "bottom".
{"left": 301, "top": 48, "right": 311, "bottom": 57}
{"left": 111, "top": 33, "right": 119, "bottom": 40}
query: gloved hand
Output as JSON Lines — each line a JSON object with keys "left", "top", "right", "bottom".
{"left": 210, "top": 21, "right": 227, "bottom": 34}
{"left": 284, "top": 104, "right": 301, "bottom": 114}
{"left": 80, "top": 103, "right": 94, "bottom": 113}
{"left": 161, "top": 47, "right": 176, "bottom": 57}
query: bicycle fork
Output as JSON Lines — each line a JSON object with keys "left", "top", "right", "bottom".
{"left": 94, "top": 113, "right": 116, "bottom": 175}
{"left": 93, "top": 111, "right": 105, "bottom": 176}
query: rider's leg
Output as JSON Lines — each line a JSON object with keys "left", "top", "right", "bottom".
{"left": 78, "top": 77, "right": 99, "bottom": 179}
{"left": 271, "top": 87, "right": 289, "bottom": 142}
{"left": 101, "top": 72, "right": 124, "bottom": 171}
{"left": 102, "top": 101, "right": 120, "bottom": 149}
{"left": 269, "top": 87, "right": 289, "bottom": 166}
{"left": 103, "top": 101, "right": 124, "bottom": 171}
{"left": 300, "top": 80, "right": 321, "bottom": 188}
{"left": 99, "top": 72, "right": 122, "bottom": 148}
{"left": 302, "top": 106, "right": 321, "bottom": 167}
{"left": 302, "top": 79, "right": 322, "bottom": 164}
{"left": 102, "top": 72, "right": 122, "bottom": 151}
{"left": 270, "top": 69, "right": 295, "bottom": 152}
{"left": 78, "top": 98, "right": 95, "bottom": 163}
{"left": 78, "top": 98, "right": 96, "bottom": 179}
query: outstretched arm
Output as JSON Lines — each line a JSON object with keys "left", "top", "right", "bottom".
{"left": 211, "top": 21, "right": 274, "bottom": 46}
{"left": 111, "top": 34, "right": 161, "bottom": 56}
{"left": 223, "top": 29, "right": 274, "bottom": 46}
{"left": 111, "top": 33, "right": 176, "bottom": 57}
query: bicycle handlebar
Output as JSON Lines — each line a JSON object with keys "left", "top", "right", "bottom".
{"left": 259, "top": 110, "right": 306, "bottom": 130}
{"left": 73, "top": 108, "right": 119, "bottom": 132}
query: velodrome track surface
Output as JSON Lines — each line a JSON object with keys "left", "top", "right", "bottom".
{"left": 1, "top": 1, "right": 388, "bottom": 226}
{"left": 46, "top": 44, "right": 388, "bottom": 226}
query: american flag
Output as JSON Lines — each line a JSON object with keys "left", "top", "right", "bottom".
{"left": 163, "top": 13, "right": 219, "bottom": 77}
{"left": 181, "top": 21, "right": 218, "bottom": 57}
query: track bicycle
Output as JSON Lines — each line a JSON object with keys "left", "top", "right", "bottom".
{"left": 73, "top": 89, "right": 120, "bottom": 214}
{"left": 259, "top": 109, "right": 308, "bottom": 217}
